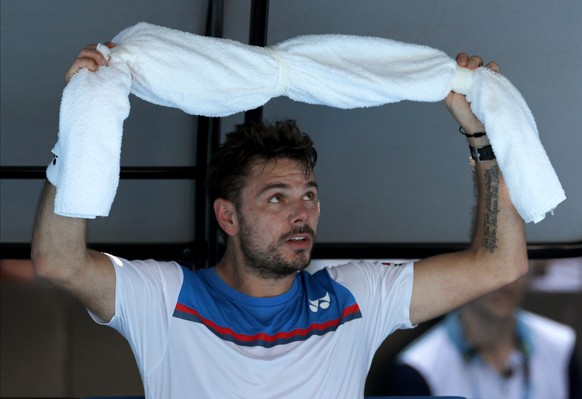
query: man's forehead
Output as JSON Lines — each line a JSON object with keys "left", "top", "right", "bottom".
{"left": 249, "top": 158, "right": 315, "bottom": 179}
{"left": 243, "top": 158, "right": 317, "bottom": 194}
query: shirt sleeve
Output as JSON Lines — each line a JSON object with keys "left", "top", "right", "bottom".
{"left": 325, "top": 260, "right": 415, "bottom": 349}
{"left": 87, "top": 254, "right": 183, "bottom": 375}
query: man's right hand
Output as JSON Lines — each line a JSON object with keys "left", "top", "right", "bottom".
{"left": 64, "top": 42, "right": 116, "bottom": 83}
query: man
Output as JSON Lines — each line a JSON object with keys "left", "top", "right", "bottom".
{"left": 31, "top": 45, "right": 528, "bottom": 398}
{"left": 385, "top": 275, "right": 582, "bottom": 399}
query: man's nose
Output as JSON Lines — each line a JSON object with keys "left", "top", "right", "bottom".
{"left": 289, "top": 199, "right": 310, "bottom": 224}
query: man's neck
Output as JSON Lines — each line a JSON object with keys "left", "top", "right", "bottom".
{"left": 215, "top": 247, "right": 297, "bottom": 298}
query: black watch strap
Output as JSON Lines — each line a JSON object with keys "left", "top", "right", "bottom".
{"left": 469, "top": 145, "right": 496, "bottom": 162}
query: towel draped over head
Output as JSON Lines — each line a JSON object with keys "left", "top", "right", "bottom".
{"left": 47, "top": 22, "right": 565, "bottom": 223}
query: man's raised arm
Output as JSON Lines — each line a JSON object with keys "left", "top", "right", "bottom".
{"left": 31, "top": 184, "right": 115, "bottom": 321}
{"left": 32, "top": 44, "right": 118, "bottom": 322}
{"left": 409, "top": 53, "right": 528, "bottom": 325}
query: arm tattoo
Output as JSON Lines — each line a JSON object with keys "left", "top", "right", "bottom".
{"left": 482, "top": 165, "right": 500, "bottom": 253}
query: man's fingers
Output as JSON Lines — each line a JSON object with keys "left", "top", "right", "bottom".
{"left": 455, "top": 53, "right": 483, "bottom": 69}
{"left": 78, "top": 46, "right": 109, "bottom": 66}
{"left": 467, "top": 55, "right": 484, "bottom": 69}
{"left": 486, "top": 61, "right": 500, "bottom": 73}
{"left": 456, "top": 52, "right": 469, "bottom": 67}
{"left": 64, "top": 43, "right": 114, "bottom": 83}
{"left": 456, "top": 52, "right": 499, "bottom": 73}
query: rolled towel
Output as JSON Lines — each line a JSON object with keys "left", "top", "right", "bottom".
{"left": 48, "top": 22, "right": 565, "bottom": 223}
{"left": 49, "top": 48, "right": 131, "bottom": 218}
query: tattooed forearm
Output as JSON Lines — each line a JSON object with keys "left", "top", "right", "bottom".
{"left": 482, "top": 165, "right": 500, "bottom": 253}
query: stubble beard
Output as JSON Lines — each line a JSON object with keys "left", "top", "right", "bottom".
{"left": 238, "top": 216, "right": 314, "bottom": 280}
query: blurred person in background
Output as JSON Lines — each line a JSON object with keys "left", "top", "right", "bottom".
{"left": 386, "top": 272, "right": 582, "bottom": 399}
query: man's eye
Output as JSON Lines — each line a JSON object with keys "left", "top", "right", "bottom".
{"left": 303, "top": 192, "right": 316, "bottom": 201}
{"left": 268, "top": 195, "right": 282, "bottom": 204}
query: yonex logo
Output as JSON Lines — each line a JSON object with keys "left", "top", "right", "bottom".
{"left": 308, "top": 292, "right": 331, "bottom": 312}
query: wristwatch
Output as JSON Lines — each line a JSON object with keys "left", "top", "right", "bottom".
{"left": 469, "top": 145, "right": 496, "bottom": 162}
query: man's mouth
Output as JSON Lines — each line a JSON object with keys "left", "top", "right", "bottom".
{"left": 282, "top": 227, "right": 315, "bottom": 243}
{"left": 285, "top": 234, "right": 312, "bottom": 251}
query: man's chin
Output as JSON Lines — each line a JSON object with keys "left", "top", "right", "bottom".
{"left": 288, "top": 250, "right": 312, "bottom": 269}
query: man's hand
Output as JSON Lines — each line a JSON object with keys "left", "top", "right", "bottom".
{"left": 444, "top": 53, "right": 500, "bottom": 134}
{"left": 64, "top": 42, "right": 116, "bottom": 84}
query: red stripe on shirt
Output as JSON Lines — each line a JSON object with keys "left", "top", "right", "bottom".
{"left": 175, "top": 302, "right": 360, "bottom": 343}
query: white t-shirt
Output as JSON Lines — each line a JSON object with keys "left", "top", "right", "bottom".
{"left": 94, "top": 256, "right": 415, "bottom": 399}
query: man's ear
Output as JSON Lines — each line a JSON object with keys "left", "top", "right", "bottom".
{"left": 214, "top": 198, "right": 238, "bottom": 236}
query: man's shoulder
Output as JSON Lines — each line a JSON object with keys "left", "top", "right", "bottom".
{"left": 111, "top": 255, "right": 185, "bottom": 288}
{"left": 315, "top": 259, "right": 413, "bottom": 276}
{"left": 519, "top": 310, "right": 576, "bottom": 345}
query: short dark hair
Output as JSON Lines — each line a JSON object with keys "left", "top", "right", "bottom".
{"left": 206, "top": 119, "right": 317, "bottom": 207}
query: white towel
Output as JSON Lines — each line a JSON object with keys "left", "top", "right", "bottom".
{"left": 48, "top": 52, "right": 131, "bottom": 218}
{"left": 48, "top": 22, "right": 565, "bottom": 222}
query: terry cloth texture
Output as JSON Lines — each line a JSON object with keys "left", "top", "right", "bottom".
{"left": 47, "top": 22, "right": 565, "bottom": 222}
